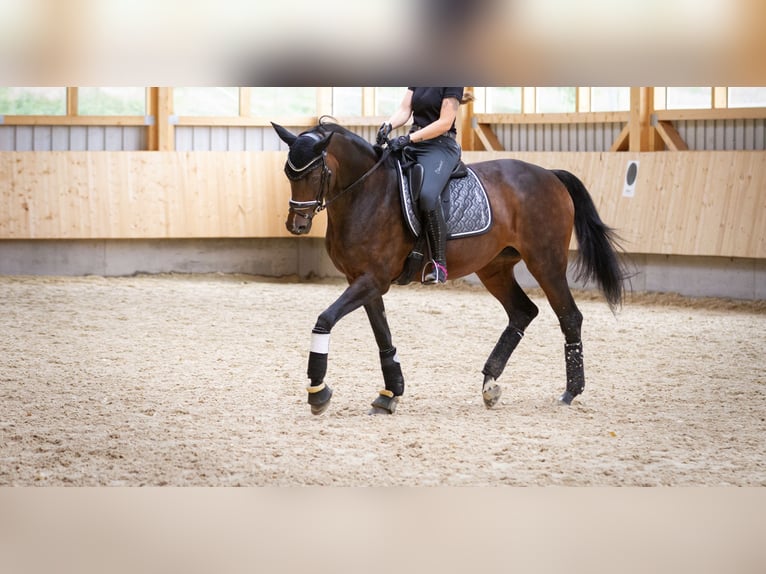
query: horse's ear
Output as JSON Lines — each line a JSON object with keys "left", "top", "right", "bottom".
{"left": 312, "top": 133, "right": 333, "bottom": 154}
{"left": 271, "top": 122, "right": 298, "bottom": 146}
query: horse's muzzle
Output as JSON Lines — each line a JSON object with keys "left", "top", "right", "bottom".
{"left": 286, "top": 212, "right": 312, "bottom": 235}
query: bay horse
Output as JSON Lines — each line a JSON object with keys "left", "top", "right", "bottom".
{"left": 273, "top": 119, "right": 626, "bottom": 415}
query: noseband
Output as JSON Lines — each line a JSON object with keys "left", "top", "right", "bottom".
{"left": 285, "top": 137, "right": 390, "bottom": 221}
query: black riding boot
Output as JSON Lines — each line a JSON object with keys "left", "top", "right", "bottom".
{"left": 422, "top": 209, "right": 447, "bottom": 284}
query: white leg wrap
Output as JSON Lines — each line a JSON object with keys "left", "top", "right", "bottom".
{"left": 310, "top": 332, "right": 331, "bottom": 354}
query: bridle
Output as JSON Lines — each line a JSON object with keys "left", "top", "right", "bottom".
{"left": 285, "top": 134, "right": 390, "bottom": 222}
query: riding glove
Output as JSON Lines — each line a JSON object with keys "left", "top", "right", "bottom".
{"left": 376, "top": 122, "right": 392, "bottom": 146}
{"left": 389, "top": 134, "right": 411, "bottom": 152}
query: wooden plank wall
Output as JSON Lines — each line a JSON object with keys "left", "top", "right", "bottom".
{"left": 0, "top": 152, "right": 324, "bottom": 239}
{"left": 464, "top": 151, "right": 766, "bottom": 258}
{"left": 1, "top": 151, "right": 764, "bottom": 258}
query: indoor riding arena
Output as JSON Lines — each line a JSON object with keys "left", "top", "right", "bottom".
{"left": 0, "top": 87, "right": 764, "bottom": 487}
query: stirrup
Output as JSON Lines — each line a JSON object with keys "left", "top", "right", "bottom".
{"left": 422, "top": 260, "right": 448, "bottom": 284}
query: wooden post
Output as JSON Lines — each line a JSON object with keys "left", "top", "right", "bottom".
{"left": 713, "top": 87, "right": 728, "bottom": 108}
{"left": 316, "top": 87, "right": 333, "bottom": 117}
{"left": 156, "top": 87, "right": 174, "bottom": 152}
{"left": 239, "top": 87, "right": 251, "bottom": 117}
{"left": 362, "top": 87, "right": 376, "bottom": 116}
{"left": 522, "top": 87, "right": 536, "bottom": 113}
{"left": 146, "top": 87, "right": 158, "bottom": 151}
{"left": 459, "top": 87, "right": 475, "bottom": 150}
{"left": 66, "top": 87, "right": 78, "bottom": 116}
{"left": 629, "top": 87, "right": 655, "bottom": 152}
{"left": 577, "top": 87, "right": 590, "bottom": 112}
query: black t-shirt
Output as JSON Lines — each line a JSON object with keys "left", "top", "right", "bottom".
{"left": 408, "top": 87, "right": 464, "bottom": 135}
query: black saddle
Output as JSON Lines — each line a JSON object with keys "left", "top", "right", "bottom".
{"left": 393, "top": 158, "right": 492, "bottom": 285}
{"left": 403, "top": 158, "right": 468, "bottom": 206}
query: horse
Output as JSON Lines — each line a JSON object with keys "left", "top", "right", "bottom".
{"left": 272, "top": 118, "right": 627, "bottom": 415}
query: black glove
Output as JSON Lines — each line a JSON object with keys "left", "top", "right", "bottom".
{"left": 376, "top": 122, "right": 392, "bottom": 146}
{"left": 389, "top": 134, "right": 411, "bottom": 153}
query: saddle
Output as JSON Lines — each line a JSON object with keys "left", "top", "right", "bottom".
{"left": 393, "top": 156, "right": 492, "bottom": 285}
{"left": 404, "top": 158, "right": 468, "bottom": 221}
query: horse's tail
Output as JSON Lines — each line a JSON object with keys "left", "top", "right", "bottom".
{"left": 552, "top": 169, "right": 629, "bottom": 311}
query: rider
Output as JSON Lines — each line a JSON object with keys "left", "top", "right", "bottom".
{"left": 377, "top": 87, "right": 466, "bottom": 284}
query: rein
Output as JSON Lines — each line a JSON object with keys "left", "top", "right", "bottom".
{"left": 287, "top": 146, "right": 391, "bottom": 219}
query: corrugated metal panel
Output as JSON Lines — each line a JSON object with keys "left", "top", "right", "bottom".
{"left": 0, "top": 126, "right": 146, "bottom": 151}
{"left": 675, "top": 119, "right": 766, "bottom": 150}
{"left": 175, "top": 126, "right": 310, "bottom": 151}
{"left": 494, "top": 122, "right": 623, "bottom": 152}
{"left": 0, "top": 126, "right": 13, "bottom": 150}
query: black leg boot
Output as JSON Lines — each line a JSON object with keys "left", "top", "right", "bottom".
{"left": 422, "top": 209, "right": 448, "bottom": 284}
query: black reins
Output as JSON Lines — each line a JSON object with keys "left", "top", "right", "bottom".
{"left": 286, "top": 138, "right": 390, "bottom": 219}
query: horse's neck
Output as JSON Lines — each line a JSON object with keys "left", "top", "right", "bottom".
{"left": 326, "top": 153, "right": 397, "bottom": 228}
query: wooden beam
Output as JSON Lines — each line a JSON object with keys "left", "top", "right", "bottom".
{"left": 459, "top": 87, "right": 475, "bottom": 150}
{"left": 475, "top": 111, "right": 630, "bottom": 125}
{"left": 156, "top": 87, "right": 174, "bottom": 152}
{"left": 146, "top": 88, "right": 159, "bottom": 151}
{"left": 629, "top": 87, "right": 654, "bottom": 152}
{"left": 655, "top": 120, "right": 689, "bottom": 151}
{"left": 713, "top": 87, "right": 727, "bottom": 108}
{"left": 1, "top": 115, "right": 149, "bottom": 126}
{"left": 362, "top": 87, "right": 376, "bottom": 116}
{"left": 316, "top": 88, "right": 333, "bottom": 117}
{"left": 522, "top": 87, "right": 536, "bottom": 113}
{"left": 239, "top": 88, "right": 251, "bottom": 117}
{"left": 66, "top": 87, "right": 78, "bottom": 116}
{"left": 654, "top": 107, "right": 766, "bottom": 121}
{"left": 609, "top": 124, "right": 630, "bottom": 152}
{"left": 175, "top": 115, "right": 318, "bottom": 127}
{"left": 473, "top": 123, "right": 504, "bottom": 151}
{"left": 577, "top": 87, "right": 590, "bottom": 112}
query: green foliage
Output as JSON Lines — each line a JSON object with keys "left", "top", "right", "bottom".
{"left": 0, "top": 87, "right": 66, "bottom": 115}
{"left": 78, "top": 87, "right": 146, "bottom": 115}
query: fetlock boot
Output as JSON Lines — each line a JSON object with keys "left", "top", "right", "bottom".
{"left": 422, "top": 209, "right": 448, "bottom": 284}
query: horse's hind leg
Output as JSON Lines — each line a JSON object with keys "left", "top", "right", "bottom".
{"left": 525, "top": 259, "right": 585, "bottom": 405}
{"left": 364, "top": 296, "right": 404, "bottom": 414}
{"left": 476, "top": 257, "right": 539, "bottom": 407}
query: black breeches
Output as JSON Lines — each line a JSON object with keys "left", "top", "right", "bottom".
{"left": 409, "top": 136, "right": 461, "bottom": 212}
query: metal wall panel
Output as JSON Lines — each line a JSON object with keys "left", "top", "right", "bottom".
{"left": 494, "top": 122, "right": 623, "bottom": 152}
{"left": 675, "top": 119, "right": 766, "bottom": 150}
{"left": 0, "top": 126, "right": 146, "bottom": 151}
{"left": 175, "top": 126, "right": 310, "bottom": 151}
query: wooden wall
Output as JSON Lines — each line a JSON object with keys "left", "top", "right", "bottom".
{"left": 0, "top": 152, "right": 323, "bottom": 239}
{"left": 1, "top": 150, "right": 764, "bottom": 258}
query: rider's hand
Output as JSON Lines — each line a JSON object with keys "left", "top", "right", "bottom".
{"left": 389, "top": 134, "right": 411, "bottom": 153}
{"left": 376, "top": 122, "right": 392, "bottom": 146}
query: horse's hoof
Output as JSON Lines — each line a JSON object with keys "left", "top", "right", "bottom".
{"left": 307, "top": 382, "right": 333, "bottom": 415}
{"left": 310, "top": 402, "right": 331, "bottom": 415}
{"left": 369, "top": 390, "right": 398, "bottom": 414}
{"left": 558, "top": 391, "right": 574, "bottom": 406}
{"left": 482, "top": 378, "right": 502, "bottom": 408}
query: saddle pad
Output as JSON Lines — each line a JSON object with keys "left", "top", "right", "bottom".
{"left": 397, "top": 161, "right": 492, "bottom": 239}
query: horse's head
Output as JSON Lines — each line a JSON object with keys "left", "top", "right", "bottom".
{"left": 273, "top": 122, "right": 334, "bottom": 235}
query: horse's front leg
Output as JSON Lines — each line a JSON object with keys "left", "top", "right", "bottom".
{"left": 364, "top": 296, "right": 404, "bottom": 415}
{"left": 306, "top": 275, "right": 383, "bottom": 415}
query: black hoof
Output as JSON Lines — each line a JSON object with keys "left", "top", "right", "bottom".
{"left": 558, "top": 390, "right": 575, "bottom": 406}
{"left": 369, "top": 390, "right": 399, "bottom": 414}
{"left": 482, "top": 377, "right": 502, "bottom": 408}
{"left": 307, "top": 383, "right": 333, "bottom": 415}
